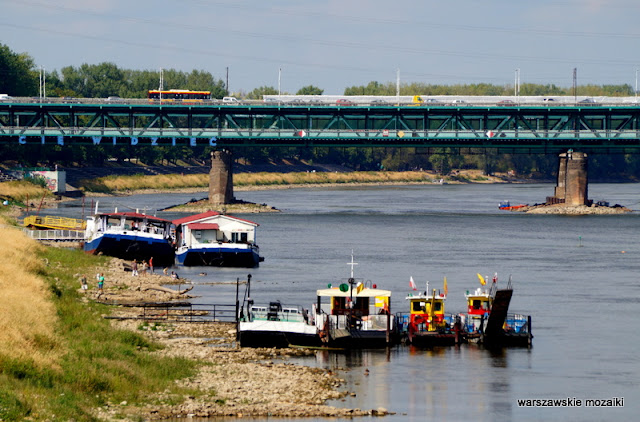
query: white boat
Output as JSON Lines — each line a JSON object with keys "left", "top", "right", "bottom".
{"left": 239, "top": 301, "right": 320, "bottom": 348}
{"left": 239, "top": 255, "right": 398, "bottom": 349}
{"left": 173, "top": 211, "right": 262, "bottom": 267}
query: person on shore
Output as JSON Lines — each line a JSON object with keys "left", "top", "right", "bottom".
{"left": 171, "top": 271, "right": 179, "bottom": 280}
{"left": 97, "top": 273, "right": 105, "bottom": 290}
{"left": 141, "top": 261, "right": 148, "bottom": 276}
{"left": 149, "top": 257, "right": 154, "bottom": 274}
{"left": 163, "top": 267, "right": 168, "bottom": 275}
{"left": 80, "top": 274, "right": 88, "bottom": 291}
{"left": 132, "top": 260, "right": 139, "bottom": 276}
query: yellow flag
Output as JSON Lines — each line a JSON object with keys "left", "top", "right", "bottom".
{"left": 477, "top": 273, "right": 486, "bottom": 286}
{"left": 356, "top": 281, "right": 365, "bottom": 294}
{"left": 443, "top": 276, "right": 448, "bottom": 296}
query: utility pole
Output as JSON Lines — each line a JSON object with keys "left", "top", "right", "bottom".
{"left": 636, "top": 69, "right": 638, "bottom": 103}
{"left": 573, "top": 68, "right": 577, "bottom": 103}
{"left": 396, "top": 68, "right": 400, "bottom": 104}
{"left": 226, "top": 67, "right": 229, "bottom": 96}
{"left": 278, "top": 67, "right": 281, "bottom": 96}
{"left": 159, "top": 68, "right": 164, "bottom": 102}
{"left": 514, "top": 68, "right": 520, "bottom": 103}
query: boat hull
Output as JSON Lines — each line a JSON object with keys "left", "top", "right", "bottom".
{"left": 84, "top": 233, "right": 175, "bottom": 267}
{"left": 239, "top": 320, "right": 320, "bottom": 348}
{"left": 408, "top": 331, "right": 459, "bottom": 347}
{"left": 176, "top": 246, "right": 261, "bottom": 267}
{"left": 324, "top": 330, "right": 397, "bottom": 349}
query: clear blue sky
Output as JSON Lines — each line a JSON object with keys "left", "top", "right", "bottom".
{"left": 2, "top": 0, "right": 639, "bottom": 95}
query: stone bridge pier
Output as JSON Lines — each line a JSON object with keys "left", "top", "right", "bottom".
{"left": 209, "top": 150, "right": 235, "bottom": 205}
{"left": 547, "top": 151, "right": 590, "bottom": 206}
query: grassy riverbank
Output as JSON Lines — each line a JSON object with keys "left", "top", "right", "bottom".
{"left": 0, "top": 181, "right": 53, "bottom": 206}
{"left": 0, "top": 208, "right": 372, "bottom": 420}
{"left": 77, "top": 169, "right": 502, "bottom": 194}
{"left": 0, "top": 212, "right": 199, "bottom": 420}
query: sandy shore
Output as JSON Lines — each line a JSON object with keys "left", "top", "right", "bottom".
{"left": 84, "top": 258, "right": 390, "bottom": 420}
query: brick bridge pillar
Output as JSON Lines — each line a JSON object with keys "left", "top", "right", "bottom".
{"left": 209, "top": 150, "right": 234, "bottom": 205}
{"left": 549, "top": 151, "right": 589, "bottom": 206}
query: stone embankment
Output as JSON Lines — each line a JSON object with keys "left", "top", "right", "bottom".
{"left": 514, "top": 203, "right": 632, "bottom": 215}
{"left": 86, "top": 258, "right": 391, "bottom": 420}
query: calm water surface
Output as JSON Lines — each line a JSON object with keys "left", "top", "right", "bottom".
{"left": 52, "top": 183, "right": 640, "bottom": 421}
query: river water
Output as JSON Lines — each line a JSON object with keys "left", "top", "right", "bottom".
{"left": 51, "top": 182, "right": 639, "bottom": 421}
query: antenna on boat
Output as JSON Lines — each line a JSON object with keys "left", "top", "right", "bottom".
{"left": 94, "top": 200, "right": 99, "bottom": 215}
{"left": 347, "top": 250, "right": 358, "bottom": 279}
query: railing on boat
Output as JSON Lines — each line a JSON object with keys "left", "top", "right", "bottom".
{"left": 325, "top": 313, "right": 394, "bottom": 331}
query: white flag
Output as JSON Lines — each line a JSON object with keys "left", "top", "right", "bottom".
{"left": 409, "top": 276, "right": 417, "bottom": 291}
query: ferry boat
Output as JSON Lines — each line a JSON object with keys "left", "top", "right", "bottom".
{"left": 239, "top": 301, "right": 320, "bottom": 348}
{"left": 239, "top": 255, "right": 397, "bottom": 349}
{"left": 314, "top": 256, "right": 397, "bottom": 348}
{"left": 405, "top": 283, "right": 461, "bottom": 347}
{"left": 173, "top": 211, "right": 262, "bottom": 267}
{"left": 83, "top": 207, "right": 175, "bottom": 267}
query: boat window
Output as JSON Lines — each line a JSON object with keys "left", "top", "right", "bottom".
{"left": 434, "top": 302, "right": 442, "bottom": 312}
{"left": 412, "top": 302, "right": 425, "bottom": 312}
{"left": 473, "top": 300, "right": 481, "bottom": 310}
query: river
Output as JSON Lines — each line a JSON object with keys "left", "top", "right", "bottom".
{"left": 50, "top": 182, "right": 639, "bottom": 421}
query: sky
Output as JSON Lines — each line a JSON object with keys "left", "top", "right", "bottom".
{"left": 2, "top": 0, "right": 640, "bottom": 95}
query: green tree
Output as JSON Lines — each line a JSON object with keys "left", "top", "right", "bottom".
{"left": 296, "top": 85, "right": 324, "bottom": 95}
{"left": 246, "top": 86, "right": 279, "bottom": 100}
{"left": 0, "top": 43, "right": 38, "bottom": 95}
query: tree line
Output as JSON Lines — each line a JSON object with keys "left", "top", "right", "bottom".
{"left": 1, "top": 43, "right": 639, "bottom": 181}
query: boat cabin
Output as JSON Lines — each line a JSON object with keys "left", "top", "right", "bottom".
{"left": 316, "top": 280, "right": 390, "bottom": 318}
{"left": 406, "top": 289, "right": 447, "bottom": 332}
{"left": 173, "top": 211, "right": 258, "bottom": 247}
{"left": 464, "top": 287, "right": 494, "bottom": 333}
{"left": 86, "top": 211, "right": 173, "bottom": 239}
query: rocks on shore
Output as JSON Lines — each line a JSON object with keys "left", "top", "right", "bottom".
{"left": 89, "top": 258, "right": 384, "bottom": 420}
{"left": 513, "top": 203, "right": 632, "bottom": 215}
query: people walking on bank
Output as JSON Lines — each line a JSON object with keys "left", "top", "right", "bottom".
{"left": 132, "top": 260, "right": 139, "bottom": 276}
{"left": 80, "top": 274, "right": 88, "bottom": 291}
{"left": 149, "top": 257, "right": 154, "bottom": 274}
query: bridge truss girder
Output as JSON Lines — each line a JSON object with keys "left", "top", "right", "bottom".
{"left": 1, "top": 103, "right": 640, "bottom": 153}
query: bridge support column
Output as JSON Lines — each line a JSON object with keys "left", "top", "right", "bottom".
{"left": 209, "top": 150, "right": 234, "bottom": 205}
{"left": 549, "top": 151, "right": 589, "bottom": 206}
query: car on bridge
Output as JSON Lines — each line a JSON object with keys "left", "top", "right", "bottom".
{"left": 336, "top": 99, "right": 355, "bottom": 106}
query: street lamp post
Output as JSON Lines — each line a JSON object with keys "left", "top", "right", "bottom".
{"left": 635, "top": 69, "right": 638, "bottom": 103}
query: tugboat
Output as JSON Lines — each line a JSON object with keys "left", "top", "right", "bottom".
{"left": 463, "top": 274, "right": 533, "bottom": 347}
{"left": 405, "top": 280, "right": 461, "bottom": 347}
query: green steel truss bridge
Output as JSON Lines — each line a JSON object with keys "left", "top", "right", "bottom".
{"left": 2, "top": 98, "right": 640, "bottom": 153}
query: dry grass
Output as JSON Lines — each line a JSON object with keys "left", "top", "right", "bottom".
{"left": 0, "top": 181, "right": 52, "bottom": 203}
{"left": 79, "top": 171, "right": 438, "bottom": 193}
{"left": 80, "top": 173, "right": 209, "bottom": 192}
{"left": 0, "top": 216, "right": 60, "bottom": 368}
{"left": 234, "top": 170, "right": 435, "bottom": 186}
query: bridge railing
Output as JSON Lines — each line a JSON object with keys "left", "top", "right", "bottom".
{"left": 3, "top": 126, "right": 640, "bottom": 141}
